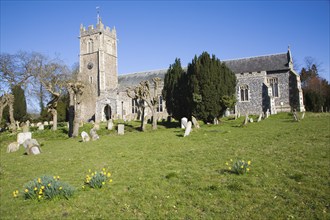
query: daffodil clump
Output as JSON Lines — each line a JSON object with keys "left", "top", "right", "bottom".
{"left": 226, "top": 159, "right": 251, "bottom": 175}
{"left": 15, "top": 175, "right": 75, "bottom": 200}
{"left": 84, "top": 168, "right": 113, "bottom": 189}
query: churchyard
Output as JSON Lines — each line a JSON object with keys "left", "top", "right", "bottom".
{"left": 0, "top": 113, "right": 329, "bottom": 219}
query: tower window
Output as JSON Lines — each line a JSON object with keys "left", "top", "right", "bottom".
{"left": 268, "top": 78, "right": 279, "bottom": 97}
{"left": 240, "top": 85, "right": 249, "bottom": 102}
{"left": 87, "top": 39, "right": 94, "bottom": 53}
{"left": 157, "top": 96, "right": 163, "bottom": 112}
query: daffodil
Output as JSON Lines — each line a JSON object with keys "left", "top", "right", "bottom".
{"left": 37, "top": 178, "right": 42, "bottom": 183}
{"left": 248, "top": 161, "right": 251, "bottom": 165}
{"left": 102, "top": 168, "right": 106, "bottom": 171}
{"left": 59, "top": 186, "right": 63, "bottom": 190}
{"left": 247, "top": 168, "right": 250, "bottom": 171}
{"left": 107, "top": 173, "right": 111, "bottom": 177}
{"left": 41, "top": 186, "right": 45, "bottom": 190}
{"left": 109, "top": 179, "right": 113, "bottom": 183}
{"left": 34, "top": 187, "right": 38, "bottom": 191}
{"left": 24, "top": 189, "right": 29, "bottom": 193}
{"left": 102, "top": 182, "right": 105, "bottom": 185}
{"left": 225, "top": 162, "right": 229, "bottom": 166}
{"left": 48, "top": 183, "right": 51, "bottom": 187}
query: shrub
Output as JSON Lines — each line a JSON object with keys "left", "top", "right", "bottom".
{"left": 15, "top": 175, "right": 75, "bottom": 200}
{"left": 84, "top": 168, "right": 113, "bottom": 189}
{"left": 226, "top": 159, "right": 251, "bottom": 175}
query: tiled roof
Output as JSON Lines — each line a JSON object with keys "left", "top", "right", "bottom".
{"left": 118, "top": 52, "right": 291, "bottom": 89}
{"left": 223, "top": 52, "right": 290, "bottom": 73}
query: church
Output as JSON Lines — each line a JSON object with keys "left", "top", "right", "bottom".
{"left": 78, "top": 19, "right": 305, "bottom": 122}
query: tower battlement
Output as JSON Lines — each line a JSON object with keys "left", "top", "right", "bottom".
{"left": 80, "top": 20, "right": 116, "bottom": 38}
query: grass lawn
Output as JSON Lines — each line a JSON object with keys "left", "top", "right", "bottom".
{"left": 0, "top": 113, "right": 329, "bottom": 219}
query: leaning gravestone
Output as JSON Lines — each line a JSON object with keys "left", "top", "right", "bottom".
{"left": 7, "top": 142, "right": 20, "bottom": 153}
{"left": 191, "top": 116, "right": 200, "bottom": 129}
{"left": 242, "top": 114, "right": 249, "bottom": 126}
{"left": 184, "top": 121, "right": 192, "bottom": 137}
{"left": 107, "top": 119, "right": 113, "bottom": 130}
{"left": 23, "top": 139, "right": 41, "bottom": 155}
{"left": 181, "top": 117, "right": 188, "bottom": 129}
{"left": 81, "top": 131, "right": 90, "bottom": 142}
{"left": 89, "top": 128, "right": 99, "bottom": 141}
{"left": 118, "top": 124, "right": 124, "bottom": 135}
{"left": 257, "top": 113, "right": 262, "bottom": 122}
{"left": 301, "top": 112, "right": 305, "bottom": 120}
{"left": 17, "top": 132, "right": 32, "bottom": 145}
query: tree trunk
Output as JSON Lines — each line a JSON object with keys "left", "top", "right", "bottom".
{"left": 51, "top": 109, "right": 57, "bottom": 131}
{"left": 8, "top": 102, "right": 16, "bottom": 130}
{"left": 73, "top": 106, "right": 80, "bottom": 137}
{"left": 140, "top": 107, "right": 145, "bottom": 131}
{"left": 152, "top": 107, "right": 157, "bottom": 130}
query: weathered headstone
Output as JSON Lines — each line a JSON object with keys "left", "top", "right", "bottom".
{"left": 49, "top": 121, "right": 54, "bottom": 125}
{"left": 181, "top": 117, "right": 188, "bottom": 129}
{"left": 7, "top": 142, "right": 20, "bottom": 153}
{"left": 26, "top": 120, "right": 30, "bottom": 127}
{"left": 292, "top": 110, "right": 299, "bottom": 122}
{"left": 213, "top": 118, "right": 219, "bottom": 125}
{"left": 265, "top": 109, "right": 270, "bottom": 119}
{"left": 301, "top": 112, "right": 305, "bottom": 120}
{"left": 93, "top": 122, "right": 100, "bottom": 131}
{"left": 257, "top": 113, "right": 262, "bottom": 122}
{"left": 81, "top": 131, "right": 90, "bottom": 142}
{"left": 37, "top": 122, "right": 42, "bottom": 127}
{"left": 30, "top": 123, "right": 35, "bottom": 127}
{"left": 17, "top": 132, "right": 32, "bottom": 145}
{"left": 23, "top": 139, "right": 41, "bottom": 155}
{"left": 22, "top": 123, "right": 29, "bottom": 132}
{"left": 192, "top": 116, "right": 200, "bottom": 129}
{"left": 249, "top": 118, "right": 254, "bottom": 123}
{"left": 118, "top": 124, "right": 124, "bottom": 135}
{"left": 184, "top": 121, "right": 192, "bottom": 137}
{"left": 107, "top": 119, "right": 113, "bottom": 130}
{"left": 38, "top": 124, "right": 44, "bottom": 130}
{"left": 89, "top": 128, "right": 99, "bottom": 141}
{"left": 242, "top": 114, "right": 249, "bottom": 126}
{"left": 44, "top": 121, "right": 49, "bottom": 126}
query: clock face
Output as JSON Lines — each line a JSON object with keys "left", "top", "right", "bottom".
{"left": 87, "top": 62, "right": 93, "bottom": 70}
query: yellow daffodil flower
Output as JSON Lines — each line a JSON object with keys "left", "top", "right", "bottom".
{"left": 24, "top": 189, "right": 29, "bottom": 193}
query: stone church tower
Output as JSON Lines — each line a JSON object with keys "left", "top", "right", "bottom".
{"left": 78, "top": 18, "right": 118, "bottom": 122}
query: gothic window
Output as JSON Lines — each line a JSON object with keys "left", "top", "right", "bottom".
{"left": 132, "top": 99, "right": 138, "bottom": 114}
{"left": 157, "top": 96, "right": 163, "bottom": 112}
{"left": 268, "top": 78, "right": 279, "bottom": 97}
{"left": 87, "top": 39, "right": 94, "bottom": 53}
{"left": 240, "top": 85, "right": 249, "bottom": 102}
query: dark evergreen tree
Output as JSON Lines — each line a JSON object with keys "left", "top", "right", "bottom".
{"left": 11, "top": 85, "right": 27, "bottom": 121}
{"left": 162, "top": 58, "right": 189, "bottom": 120}
{"left": 187, "top": 52, "right": 236, "bottom": 123}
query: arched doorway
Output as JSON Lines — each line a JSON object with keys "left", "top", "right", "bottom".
{"left": 104, "top": 105, "right": 112, "bottom": 120}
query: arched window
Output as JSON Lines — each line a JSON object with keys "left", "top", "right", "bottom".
{"left": 132, "top": 99, "right": 138, "bottom": 114}
{"left": 268, "top": 78, "right": 279, "bottom": 97}
{"left": 157, "top": 96, "right": 163, "bottom": 112}
{"left": 87, "top": 39, "right": 93, "bottom": 53}
{"left": 240, "top": 85, "right": 249, "bottom": 102}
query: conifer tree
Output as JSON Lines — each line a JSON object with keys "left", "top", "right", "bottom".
{"left": 11, "top": 85, "right": 27, "bottom": 121}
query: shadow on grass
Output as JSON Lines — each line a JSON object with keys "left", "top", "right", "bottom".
{"left": 217, "top": 169, "right": 238, "bottom": 175}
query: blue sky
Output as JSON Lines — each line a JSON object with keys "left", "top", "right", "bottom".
{"left": 1, "top": 1, "right": 329, "bottom": 81}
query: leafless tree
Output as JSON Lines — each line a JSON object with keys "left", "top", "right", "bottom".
{"left": 67, "top": 82, "right": 85, "bottom": 137}
{"left": 126, "top": 77, "right": 161, "bottom": 131}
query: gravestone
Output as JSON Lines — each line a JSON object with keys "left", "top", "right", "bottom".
{"left": 249, "top": 118, "right": 254, "bottom": 123}
{"left": 213, "top": 118, "right": 219, "bottom": 125}
{"left": 257, "top": 113, "right": 262, "bottom": 122}
{"left": 192, "top": 116, "right": 200, "bottom": 129}
{"left": 184, "top": 121, "right": 192, "bottom": 137}
{"left": 293, "top": 110, "right": 299, "bottom": 122}
{"left": 265, "top": 109, "right": 270, "bottom": 119}
{"left": 81, "top": 131, "right": 90, "bottom": 142}
{"left": 38, "top": 124, "right": 44, "bottom": 130}
{"left": 23, "top": 139, "right": 41, "bottom": 155}
{"left": 89, "top": 128, "right": 99, "bottom": 141}
{"left": 17, "top": 132, "right": 32, "bottom": 145}
{"left": 22, "top": 123, "right": 29, "bottom": 132}
{"left": 301, "top": 112, "right": 305, "bottom": 120}
{"left": 44, "top": 121, "right": 49, "bottom": 126}
{"left": 118, "top": 124, "right": 124, "bottom": 135}
{"left": 242, "top": 114, "right": 249, "bottom": 126}
{"left": 37, "top": 122, "right": 42, "bottom": 127}
{"left": 107, "top": 119, "right": 113, "bottom": 130}
{"left": 181, "top": 117, "right": 188, "bottom": 129}
{"left": 93, "top": 123, "right": 100, "bottom": 131}
{"left": 49, "top": 121, "right": 54, "bottom": 125}
{"left": 26, "top": 120, "right": 30, "bottom": 127}
{"left": 30, "top": 123, "right": 35, "bottom": 127}
{"left": 7, "top": 142, "right": 20, "bottom": 153}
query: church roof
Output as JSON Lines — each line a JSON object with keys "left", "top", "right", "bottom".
{"left": 118, "top": 51, "right": 291, "bottom": 89}
{"left": 118, "top": 69, "right": 167, "bottom": 91}
{"left": 223, "top": 52, "right": 290, "bottom": 73}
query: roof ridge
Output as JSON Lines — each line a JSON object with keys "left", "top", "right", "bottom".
{"left": 222, "top": 52, "right": 287, "bottom": 62}
{"left": 119, "top": 68, "right": 168, "bottom": 76}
